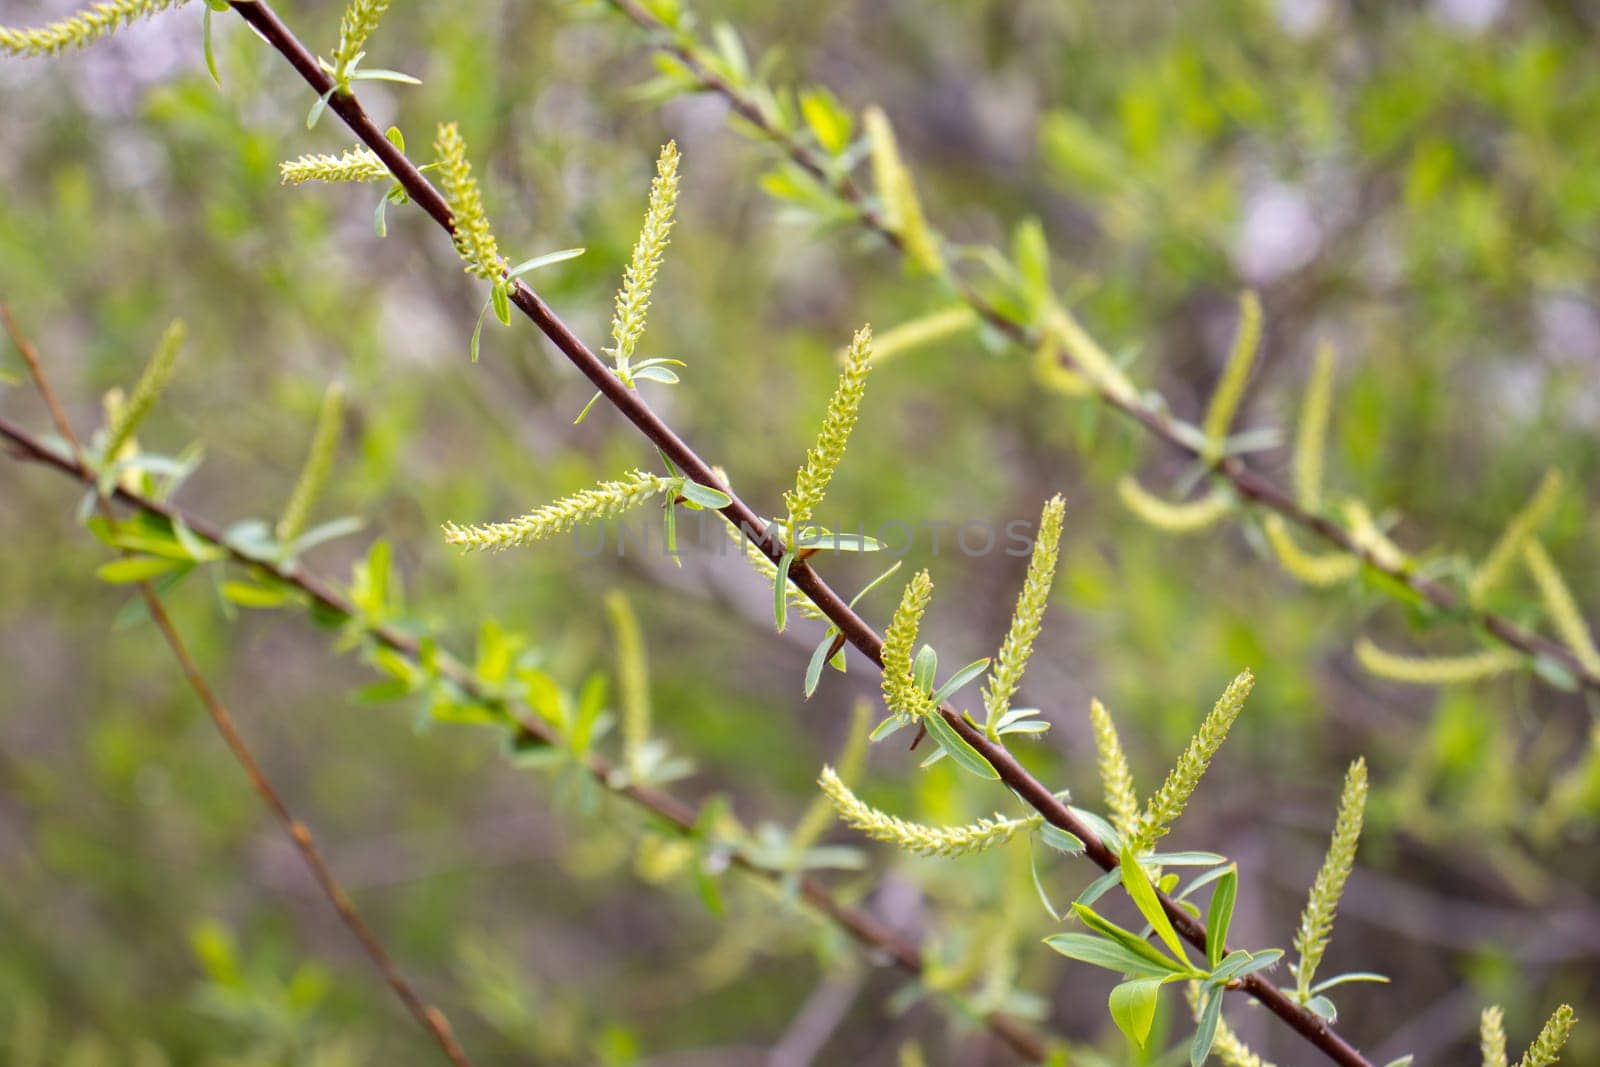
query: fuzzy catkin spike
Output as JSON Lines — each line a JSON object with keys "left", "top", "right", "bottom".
{"left": 0, "top": 0, "right": 185, "bottom": 57}
{"left": 102, "top": 320, "right": 185, "bottom": 468}
{"left": 1294, "top": 342, "right": 1336, "bottom": 511}
{"left": 1482, "top": 1007, "right": 1509, "bottom": 1067}
{"left": 1131, "top": 671, "right": 1253, "bottom": 851}
{"left": 280, "top": 148, "right": 390, "bottom": 185}
{"left": 1518, "top": 1005, "right": 1576, "bottom": 1067}
{"left": 604, "top": 590, "right": 651, "bottom": 772}
{"left": 1470, "top": 469, "right": 1563, "bottom": 607}
{"left": 1522, "top": 540, "right": 1600, "bottom": 675}
{"left": 982, "top": 495, "right": 1065, "bottom": 733}
{"left": 1117, "top": 476, "right": 1231, "bottom": 534}
{"left": 1202, "top": 290, "right": 1263, "bottom": 447}
{"left": 1263, "top": 515, "right": 1360, "bottom": 587}
{"left": 1342, "top": 500, "right": 1408, "bottom": 572}
{"left": 433, "top": 123, "right": 503, "bottom": 280}
{"left": 882, "top": 570, "right": 934, "bottom": 721}
{"left": 1353, "top": 637, "right": 1521, "bottom": 686}
{"left": 1089, "top": 698, "right": 1141, "bottom": 839}
{"left": 1294, "top": 758, "right": 1367, "bottom": 996}
{"left": 1042, "top": 304, "right": 1139, "bottom": 405}
{"left": 864, "top": 107, "right": 945, "bottom": 276}
{"left": 331, "top": 0, "right": 392, "bottom": 78}
{"left": 610, "top": 141, "right": 681, "bottom": 372}
{"left": 719, "top": 515, "right": 826, "bottom": 620}
{"left": 442, "top": 471, "right": 672, "bottom": 552}
{"left": 866, "top": 307, "right": 976, "bottom": 367}
{"left": 276, "top": 383, "right": 345, "bottom": 544}
{"left": 818, "top": 766, "right": 1040, "bottom": 857}
{"left": 786, "top": 326, "right": 872, "bottom": 531}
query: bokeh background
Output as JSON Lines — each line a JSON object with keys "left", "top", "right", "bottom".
{"left": 1, "top": 0, "right": 1597, "bottom": 1063}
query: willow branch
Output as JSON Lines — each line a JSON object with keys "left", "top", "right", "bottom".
{"left": 0, "top": 305, "right": 471, "bottom": 1067}
{"left": 602, "top": 0, "right": 1600, "bottom": 700}
{"left": 209, "top": 6, "right": 1373, "bottom": 1060}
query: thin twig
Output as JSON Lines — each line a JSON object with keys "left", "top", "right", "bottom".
{"left": 215, "top": 6, "right": 1372, "bottom": 1060}
{"left": 0, "top": 407, "right": 1052, "bottom": 1064}
{"left": 1, "top": 305, "right": 473, "bottom": 1067}
{"left": 602, "top": 0, "right": 1600, "bottom": 700}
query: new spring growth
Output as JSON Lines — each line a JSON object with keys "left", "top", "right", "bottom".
{"left": 331, "top": 0, "right": 391, "bottom": 82}
{"left": 0, "top": 0, "right": 185, "bottom": 57}
{"left": 1186, "top": 984, "right": 1274, "bottom": 1067}
{"left": 1294, "top": 341, "right": 1336, "bottom": 512}
{"left": 1294, "top": 758, "right": 1367, "bottom": 998}
{"left": 785, "top": 325, "right": 873, "bottom": 533}
{"left": 1130, "top": 670, "right": 1253, "bottom": 852}
{"left": 276, "top": 382, "right": 345, "bottom": 545}
{"left": 610, "top": 141, "right": 681, "bottom": 376}
{"left": 434, "top": 123, "right": 504, "bottom": 280}
{"left": 101, "top": 319, "right": 185, "bottom": 474}
{"left": 864, "top": 107, "right": 945, "bottom": 276}
{"left": 441, "top": 470, "right": 674, "bottom": 551}
{"left": 604, "top": 590, "right": 652, "bottom": 776}
{"left": 1517, "top": 1005, "right": 1577, "bottom": 1067}
{"left": 1523, "top": 539, "right": 1600, "bottom": 675}
{"left": 817, "top": 766, "right": 1040, "bottom": 857}
{"left": 1353, "top": 637, "right": 1520, "bottom": 686}
{"left": 280, "top": 148, "right": 390, "bottom": 185}
{"left": 1117, "top": 476, "right": 1231, "bottom": 535}
{"left": 1201, "top": 290, "right": 1263, "bottom": 454}
{"left": 882, "top": 570, "right": 934, "bottom": 721}
{"left": 982, "top": 495, "right": 1064, "bottom": 738}
{"left": 1089, "top": 698, "right": 1141, "bottom": 839}
{"left": 1482, "top": 1006, "right": 1509, "bottom": 1067}
{"left": 1469, "top": 469, "right": 1563, "bottom": 607}
{"left": 1262, "top": 514, "right": 1358, "bottom": 587}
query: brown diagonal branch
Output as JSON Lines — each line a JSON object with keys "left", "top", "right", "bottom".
{"left": 602, "top": 0, "right": 1600, "bottom": 700}
{"left": 212, "top": 5, "right": 1372, "bottom": 1061}
{"left": 1, "top": 305, "right": 473, "bottom": 1067}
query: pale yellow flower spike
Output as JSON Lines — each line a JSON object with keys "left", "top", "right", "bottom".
{"left": 1522, "top": 539, "right": 1600, "bottom": 675}
{"left": 1294, "top": 758, "right": 1368, "bottom": 996}
{"left": 1263, "top": 514, "right": 1360, "bottom": 588}
{"left": 1469, "top": 469, "right": 1563, "bottom": 607}
{"left": 604, "top": 591, "right": 651, "bottom": 775}
{"left": 433, "top": 122, "right": 504, "bottom": 280}
{"left": 1089, "top": 698, "right": 1141, "bottom": 839}
{"left": 1341, "top": 500, "right": 1408, "bottom": 572}
{"left": 1294, "top": 341, "right": 1337, "bottom": 512}
{"left": 1482, "top": 1006, "right": 1509, "bottom": 1067}
{"left": 442, "top": 471, "right": 674, "bottom": 552}
{"left": 331, "top": 0, "right": 392, "bottom": 76}
{"left": 276, "top": 382, "right": 346, "bottom": 545}
{"left": 1117, "top": 476, "right": 1232, "bottom": 534}
{"left": 1516, "top": 1004, "right": 1576, "bottom": 1067}
{"left": 882, "top": 570, "right": 935, "bottom": 721}
{"left": 1202, "top": 290, "right": 1264, "bottom": 450}
{"left": 982, "top": 495, "right": 1066, "bottom": 735}
{"left": 786, "top": 325, "right": 873, "bottom": 531}
{"left": 817, "top": 766, "right": 1041, "bottom": 857}
{"left": 611, "top": 141, "right": 682, "bottom": 371}
{"left": 865, "top": 307, "right": 976, "bottom": 367}
{"left": 1131, "top": 671, "right": 1254, "bottom": 851}
{"left": 102, "top": 319, "right": 185, "bottom": 469}
{"left": 864, "top": 107, "right": 945, "bottom": 276}
{"left": 280, "top": 148, "right": 390, "bottom": 186}
{"left": 1353, "top": 637, "right": 1521, "bottom": 686}
{"left": 0, "top": 0, "right": 185, "bottom": 57}
{"left": 1043, "top": 304, "right": 1139, "bottom": 404}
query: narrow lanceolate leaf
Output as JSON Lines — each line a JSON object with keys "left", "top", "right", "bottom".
{"left": 610, "top": 141, "right": 681, "bottom": 371}
{"left": 279, "top": 147, "right": 390, "bottom": 185}
{"left": 1516, "top": 1004, "right": 1576, "bottom": 1067}
{"left": 1120, "top": 847, "right": 1187, "bottom": 963}
{"left": 1263, "top": 515, "right": 1359, "bottom": 588}
{"left": 330, "top": 0, "right": 393, "bottom": 77}
{"left": 1117, "top": 477, "right": 1231, "bottom": 534}
{"left": 434, "top": 122, "right": 504, "bottom": 280}
{"left": 441, "top": 470, "right": 672, "bottom": 551}
{"left": 1089, "top": 697, "right": 1141, "bottom": 838}
{"left": 1523, "top": 540, "right": 1600, "bottom": 675}
{"left": 0, "top": 0, "right": 184, "bottom": 57}
{"left": 1132, "top": 671, "right": 1254, "bottom": 851}
{"left": 276, "top": 382, "right": 345, "bottom": 545}
{"left": 1468, "top": 469, "right": 1562, "bottom": 607}
{"left": 102, "top": 319, "right": 185, "bottom": 469}
{"left": 784, "top": 325, "right": 873, "bottom": 531}
{"left": 864, "top": 106, "right": 945, "bottom": 275}
{"left": 1188, "top": 984, "right": 1276, "bottom": 1067}
{"left": 1294, "top": 341, "right": 1336, "bottom": 511}
{"left": 1206, "top": 866, "right": 1238, "bottom": 971}
{"left": 1353, "top": 638, "right": 1521, "bottom": 686}
{"left": 1202, "top": 290, "right": 1263, "bottom": 447}
{"left": 1294, "top": 758, "right": 1367, "bottom": 996}
{"left": 881, "top": 570, "right": 934, "bottom": 721}
{"left": 920, "top": 709, "right": 1000, "bottom": 780}
{"left": 817, "top": 766, "right": 1036, "bottom": 856}
{"left": 981, "top": 494, "right": 1065, "bottom": 735}
{"left": 1481, "top": 1006, "right": 1509, "bottom": 1067}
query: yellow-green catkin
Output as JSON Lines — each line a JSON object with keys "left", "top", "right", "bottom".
{"left": 1294, "top": 758, "right": 1367, "bottom": 996}
{"left": 785, "top": 325, "right": 872, "bottom": 532}
{"left": 1342, "top": 500, "right": 1408, "bottom": 572}
{"left": 1, "top": 0, "right": 184, "bottom": 57}
{"left": 102, "top": 319, "right": 185, "bottom": 468}
{"left": 1469, "top": 469, "right": 1563, "bottom": 607}
{"left": 1517, "top": 1004, "right": 1576, "bottom": 1067}
{"left": 882, "top": 569, "right": 934, "bottom": 721}
{"left": 610, "top": 141, "right": 681, "bottom": 371}
{"left": 1042, "top": 304, "right": 1138, "bottom": 404}
{"left": 276, "top": 382, "right": 345, "bottom": 545}
{"left": 1482, "top": 1006, "right": 1509, "bottom": 1067}
{"left": 1089, "top": 698, "right": 1140, "bottom": 839}
{"left": 434, "top": 123, "right": 503, "bottom": 280}
{"left": 442, "top": 471, "right": 672, "bottom": 551}
{"left": 982, "top": 495, "right": 1065, "bottom": 734}
{"left": 1353, "top": 637, "right": 1521, "bottom": 686}
{"left": 1187, "top": 984, "right": 1275, "bottom": 1067}
{"left": 1202, "top": 290, "right": 1263, "bottom": 449}
{"left": 1294, "top": 341, "right": 1336, "bottom": 511}
{"left": 604, "top": 590, "right": 651, "bottom": 773}
{"left": 866, "top": 307, "right": 975, "bottom": 367}
{"left": 1523, "top": 540, "right": 1600, "bottom": 675}
{"left": 817, "top": 766, "right": 1039, "bottom": 857}
{"left": 1132, "top": 671, "right": 1253, "bottom": 851}
{"left": 279, "top": 148, "right": 389, "bottom": 185}
{"left": 1263, "top": 514, "right": 1359, "bottom": 587}
{"left": 1117, "top": 476, "right": 1231, "bottom": 534}
{"left": 864, "top": 107, "right": 945, "bottom": 275}
{"left": 331, "top": 0, "right": 392, "bottom": 78}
